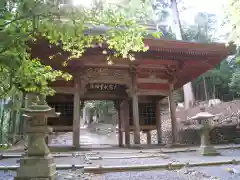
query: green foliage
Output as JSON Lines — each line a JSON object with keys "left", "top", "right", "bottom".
{"left": 1, "top": 0, "right": 155, "bottom": 98}
{"left": 193, "top": 60, "right": 235, "bottom": 100}
{"left": 224, "top": 1, "right": 239, "bottom": 64}
{"left": 14, "top": 60, "right": 71, "bottom": 95}
{"left": 0, "top": 0, "right": 162, "bottom": 145}
{"left": 86, "top": 100, "right": 114, "bottom": 118}
{"left": 39, "top": 2, "right": 149, "bottom": 62}
{"left": 229, "top": 69, "right": 240, "bottom": 95}
{"left": 182, "top": 12, "right": 217, "bottom": 42}
{"left": 101, "top": 0, "right": 156, "bottom": 24}
{"left": 0, "top": 92, "right": 23, "bottom": 144}
{"left": 224, "top": 0, "right": 240, "bottom": 46}
{"left": 99, "top": 0, "right": 168, "bottom": 35}
{"left": 1, "top": 0, "right": 72, "bottom": 97}
{"left": 182, "top": 11, "right": 238, "bottom": 101}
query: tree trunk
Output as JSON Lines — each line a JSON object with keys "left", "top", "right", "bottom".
{"left": 0, "top": 99, "right": 6, "bottom": 143}
{"left": 88, "top": 108, "right": 94, "bottom": 124}
{"left": 203, "top": 76, "right": 208, "bottom": 101}
{"left": 170, "top": 0, "right": 195, "bottom": 109}
{"left": 212, "top": 76, "right": 216, "bottom": 99}
{"left": 8, "top": 108, "right": 13, "bottom": 143}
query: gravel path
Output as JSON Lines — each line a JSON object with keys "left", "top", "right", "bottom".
{"left": 2, "top": 149, "right": 240, "bottom": 167}
{"left": 84, "top": 149, "right": 240, "bottom": 167}
{"left": 2, "top": 146, "right": 240, "bottom": 179}
{"left": 96, "top": 170, "right": 219, "bottom": 180}
{"left": 0, "top": 169, "right": 99, "bottom": 180}
{"left": 0, "top": 156, "right": 85, "bottom": 166}
{"left": 49, "top": 128, "right": 119, "bottom": 146}
{"left": 0, "top": 167, "right": 238, "bottom": 180}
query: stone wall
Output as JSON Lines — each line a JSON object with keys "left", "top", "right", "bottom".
{"left": 94, "top": 99, "right": 240, "bottom": 145}
{"left": 178, "top": 125, "right": 240, "bottom": 145}
{"left": 160, "top": 100, "right": 240, "bottom": 145}
{"left": 148, "top": 121, "right": 240, "bottom": 145}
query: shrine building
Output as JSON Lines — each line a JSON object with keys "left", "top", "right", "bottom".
{"left": 30, "top": 26, "right": 233, "bottom": 149}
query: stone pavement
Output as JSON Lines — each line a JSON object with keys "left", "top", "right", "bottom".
{"left": 4, "top": 124, "right": 240, "bottom": 180}
{"left": 1, "top": 148, "right": 240, "bottom": 179}
{"left": 48, "top": 125, "right": 164, "bottom": 147}
{"left": 49, "top": 127, "right": 118, "bottom": 147}
{"left": 83, "top": 149, "right": 240, "bottom": 167}
{"left": 1, "top": 163, "right": 240, "bottom": 179}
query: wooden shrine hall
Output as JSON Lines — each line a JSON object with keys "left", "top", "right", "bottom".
{"left": 30, "top": 36, "right": 233, "bottom": 149}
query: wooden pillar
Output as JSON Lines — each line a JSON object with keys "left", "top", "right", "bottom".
{"left": 156, "top": 100, "right": 162, "bottom": 144}
{"left": 121, "top": 99, "right": 130, "bottom": 145}
{"left": 73, "top": 83, "right": 81, "bottom": 149}
{"left": 168, "top": 82, "right": 177, "bottom": 144}
{"left": 80, "top": 100, "right": 85, "bottom": 126}
{"left": 146, "top": 131, "right": 151, "bottom": 144}
{"left": 118, "top": 111, "right": 123, "bottom": 147}
{"left": 129, "top": 71, "right": 141, "bottom": 145}
{"left": 45, "top": 136, "right": 49, "bottom": 145}
{"left": 132, "top": 93, "right": 140, "bottom": 144}
{"left": 114, "top": 100, "right": 123, "bottom": 147}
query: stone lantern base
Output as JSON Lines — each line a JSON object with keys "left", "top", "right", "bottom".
{"left": 199, "top": 145, "right": 220, "bottom": 156}
{"left": 14, "top": 155, "right": 57, "bottom": 180}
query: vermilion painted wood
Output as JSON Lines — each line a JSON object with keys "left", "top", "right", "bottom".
{"left": 29, "top": 37, "right": 232, "bottom": 91}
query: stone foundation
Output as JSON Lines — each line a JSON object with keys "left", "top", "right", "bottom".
{"left": 138, "top": 124, "right": 240, "bottom": 145}
{"left": 15, "top": 155, "right": 57, "bottom": 180}
{"left": 178, "top": 125, "right": 240, "bottom": 145}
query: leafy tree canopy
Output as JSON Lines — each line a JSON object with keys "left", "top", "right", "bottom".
{"left": 1, "top": 0, "right": 158, "bottom": 98}
{"left": 224, "top": 0, "right": 240, "bottom": 46}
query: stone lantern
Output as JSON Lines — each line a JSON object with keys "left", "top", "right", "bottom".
{"left": 15, "top": 93, "right": 59, "bottom": 180}
{"left": 191, "top": 107, "right": 220, "bottom": 156}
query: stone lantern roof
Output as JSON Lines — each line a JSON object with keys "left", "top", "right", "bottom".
{"left": 191, "top": 107, "right": 215, "bottom": 121}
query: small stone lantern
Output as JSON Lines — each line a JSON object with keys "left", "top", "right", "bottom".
{"left": 191, "top": 107, "right": 220, "bottom": 156}
{"left": 15, "top": 94, "right": 59, "bottom": 180}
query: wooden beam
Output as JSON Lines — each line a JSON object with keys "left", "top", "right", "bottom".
{"left": 146, "top": 131, "right": 151, "bottom": 145}
{"left": 51, "top": 126, "right": 73, "bottom": 132}
{"left": 81, "top": 93, "right": 127, "bottom": 100}
{"left": 84, "top": 63, "right": 130, "bottom": 68}
{"left": 138, "top": 89, "right": 168, "bottom": 96}
{"left": 140, "top": 59, "right": 178, "bottom": 66}
{"left": 53, "top": 87, "right": 76, "bottom": 94}
{"left": 121, "top": 99, "right": 130, "bottom": 145}
{"left": 130, "top": 73, "right": 141, "bottom": 145}
{"left": 114, "top": 100, "right": 123, "bottom": 147}
{"left": 168, "top": 82, "right": 177, "bottom": 144}
{"left": 129, "top": 125, "right": 156, "bottom": 131}
{"left": 72, "top": 79, "right": 81, "bottom": 149}
{"left": 138, "top": 64, "right": 167, "bottom": 70}
{"left": 138, "top": 78, "right": 168, "bottom": 84}
{"left": 138, "top": 83, "right": 169, "bottom": 91}
{"left": 87, "top": 79, "right": 129, "bottom": 85}
{"left": 143, "top": 39, "right": 231, "bottom": 55}
{"left": 156, "top": 100, "right": 162, "bottom": 144}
